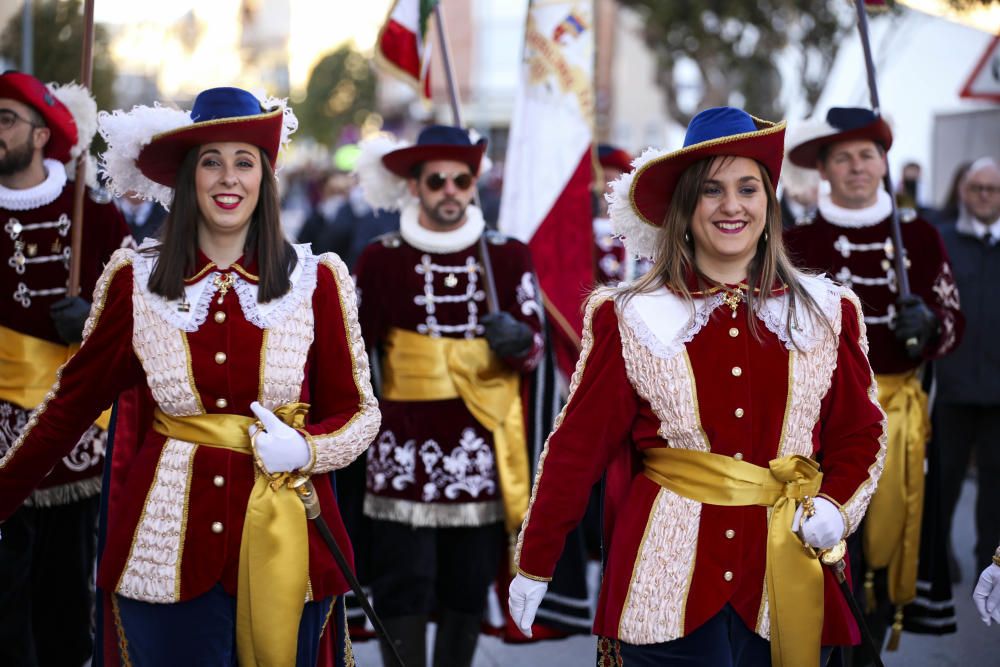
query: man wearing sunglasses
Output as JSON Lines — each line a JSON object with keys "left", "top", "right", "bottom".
{"left": 0, "top": 72, "right": 130, "bottom": 666}
{"left": 351, "top": 125, "right": 543, "bottom": 667}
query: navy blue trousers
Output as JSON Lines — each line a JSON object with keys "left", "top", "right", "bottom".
{"left": 115, "top": 584, "right": 337, "bottom": 666}
{"left": 598, "top": 604, "right": 836, "bottom": 666}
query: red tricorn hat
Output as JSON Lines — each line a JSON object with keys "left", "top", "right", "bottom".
{"left": 136, "top": 87, "right": 284, "bottom": 187}
{"left": 0, "top": 71, "right": 78, "bottom": 163}
{"left": 382, "top": 125, "right": 488, "bottom": 178}
{"left": 787, "top": 107, "right": 893, "bottom": 169}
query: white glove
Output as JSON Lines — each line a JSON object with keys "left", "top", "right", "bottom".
{"left": 792, "top": 496, "right": 845, "bottom": 550}
{"left": 974, "top": 562, "right": 1000, "bottom": 626}
{"left": 249, "top": 401, "right": 311, "bottom": 474}
{"left": 508, "top": 573, "right": 548, "bottom": 638}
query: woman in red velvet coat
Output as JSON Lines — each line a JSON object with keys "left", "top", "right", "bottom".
{"left": 508, "top": 107, "right": 887, "bottom": 667}
{"left": 0, "top": 87, "right": 380, "bottom": 666}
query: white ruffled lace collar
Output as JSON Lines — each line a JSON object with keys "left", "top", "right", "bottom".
{"left": 817, "top": 189, "right": 892, "bottom": 228}
{"left": 131, "top": 243, "right": 318, "bottom": 331}
{"left": 399, "top": 202, "right": 486, "bottom": 254}
{"left": 619, "top": 274, "right": 842, "bottom": 360}
{"left": 0, "top": 160, "right": 67, "bottom": 211}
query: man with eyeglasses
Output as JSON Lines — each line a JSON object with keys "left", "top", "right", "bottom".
{"left": 934, "top": 157, "right": 1000, "bottom": 589}
{"left": 0, "top": 71, "right": 130, "bottom": 667}
{"left": 783, "top": 107, "right": 965, "bottom": 662}
{"left": 350, "top": 125, "right": 543, "bottom": 666}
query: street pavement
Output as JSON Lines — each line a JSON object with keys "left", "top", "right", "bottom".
{"left": 353, "top": 476, "right": 1000, "bottom": 666}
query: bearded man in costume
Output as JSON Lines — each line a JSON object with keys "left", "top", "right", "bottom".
{"left": 0, "top": 71, "right": 130, "bottom": 666}
{"left": 353, "top": 125, "right": 543, "bottom": 667}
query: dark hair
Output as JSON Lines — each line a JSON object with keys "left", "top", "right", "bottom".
{"left": 618, "top": 156, "right": 833, "bottom": 346}
{"left": 147, "top": 146, "right": 296, "bottom": 303}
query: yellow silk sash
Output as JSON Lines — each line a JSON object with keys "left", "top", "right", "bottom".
{"left": 863, "top": 371, "right": 927, "bottom": 606}
{"left": 153, "top": 403, "right": 311, "bottom": 667}
{"left": 0, "top": 324, "right": 110, "bottom": 428}
{"left": 381, "top": 327, "right": 529, "bottom": 533}
{"left": 644, "top": 447, "right": 824, "bottom": 667}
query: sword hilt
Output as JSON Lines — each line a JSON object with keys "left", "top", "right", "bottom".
{"left": 289, "top": 476, "right": 321, "bottom": 520}
{"left": 819, "top": 540, "right": 848, "bottom": 583}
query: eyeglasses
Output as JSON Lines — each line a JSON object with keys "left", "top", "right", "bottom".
{"left": 966, "top": 183, "right": 1000, "bottom": 196}
{"left": 0, "top": 108, "right": 39, "bottom": 131}
{"left": 424, "top": 172, "right": 474, "bottom": 192}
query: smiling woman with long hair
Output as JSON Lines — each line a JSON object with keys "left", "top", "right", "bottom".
{"left": 0, "top": 87, "right": 380, "bottom": 666}
{"left": 508, "top": 107, "right": 887, "bottom": 667}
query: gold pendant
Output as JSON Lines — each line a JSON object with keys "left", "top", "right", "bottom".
{"left": 721, "top": 289, "right": 744, "bottom": 318}
{"left": 214, "top": 273, "right": 236, "bottom": 304}
{"left": 444, "top": 273, "right": 458, "bottom": 288}
{"left": 26, "top": 243, "right": 37, "bottom": 257}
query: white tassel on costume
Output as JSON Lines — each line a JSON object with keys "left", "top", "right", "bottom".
{"left": 356, "top": 134, "right": 413, "bottom": 212}
{"left": 606, "top": 146, "right": 667, "bottom": 262}
{"left": 97, "top": 104, "right": 192, "bottom": 208}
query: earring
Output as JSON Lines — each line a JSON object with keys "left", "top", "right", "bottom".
{"left": 684, "top": 231, "right": 691, "bottom": 244}
{"left": 764, "top": 230, "right": 769, "bottom": 243}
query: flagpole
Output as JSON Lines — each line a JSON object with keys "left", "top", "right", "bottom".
{"left": 852, "top": 0, "right": 911, "bottom": 302}
{"left": 67, "top": 0, "right": 96, "bottom": 298}
{"left": 432, "top": 2, "right": 500, "bottom": 314}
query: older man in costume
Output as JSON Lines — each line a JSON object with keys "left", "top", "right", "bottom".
{"left": 784, "top": 107, "right": 964, "bottom": 657}
{"left": 353, "top": 125, "right": 543, "bottom": 667}
{"left": 0, "top": 71, "right": 129, "bottom": 667}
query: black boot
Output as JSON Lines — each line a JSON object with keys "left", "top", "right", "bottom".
{"left": 432, "top": 608, "right": 481, "bottom": 667}
{"left": 380, "top": 614, "right": 428, "bottom": 667}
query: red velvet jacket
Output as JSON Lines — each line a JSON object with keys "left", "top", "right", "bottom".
{"left": 354, "top": 227, "right": 543, "bottom": 527}
{"left": 0, "top": 175, "right": 130, "bottom": 499}
{"left": 0, "top": 245, "right": 379, "bottom": 604}
{"left": 515, "top": 276, "right": 886, "bottom": 646}
{"left": 783, "top": 199, "right": 963, "bottom": 374}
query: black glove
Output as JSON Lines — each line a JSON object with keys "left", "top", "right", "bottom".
{"left": 49, "top": 296, "right": 92, "bottom": 344}
{"left": 894, "top": 294, "right": 938, "bottom": 358}
{"left": 481, "top": 311, "right": 534, "bottom": 358}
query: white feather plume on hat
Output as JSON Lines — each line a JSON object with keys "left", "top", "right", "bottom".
{"left": 97, "top": 92, "right": 298, "bottom": 209}
{"left": 49, "top": 82, "right": 99, "bottom": 189}
{"left": 98, "top": 103, "right": 191, "bottom": 208}
{"left": 356, "top": 133, "right": 414, "bottom": 212}
{"left": 606, "top": 146, "right": 668, "bottom": 262}
{"left": 255, "top": 92, "right": 299, "bottom": 160}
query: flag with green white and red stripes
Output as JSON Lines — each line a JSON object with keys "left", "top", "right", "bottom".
{"left": 375, "top": 0, "right": 438, "bottom": 100}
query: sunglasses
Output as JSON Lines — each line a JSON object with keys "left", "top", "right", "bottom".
{"left": 424, "top": 172, "right": 474, "bottom": 192}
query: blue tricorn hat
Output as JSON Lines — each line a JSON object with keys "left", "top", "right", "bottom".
{"left": 787, "top": 107, "right": 893, "bottom": 169}
{"left": 629, "top": 107, "right": 785, "bottom": 227}
{"left": 382, "top": 124, "right": 488, "bottom": 177}
{"left": 136, "top": 87, "right": 285, "bottom": 187}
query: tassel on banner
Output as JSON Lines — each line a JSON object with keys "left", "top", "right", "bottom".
{"left": 886, "top": 605, "right": 905, "bottom": 650}
{"left": 864, "top": 570, "right": 877, "bottom": 614}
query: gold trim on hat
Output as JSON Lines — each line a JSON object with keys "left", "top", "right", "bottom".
{"left": 147, "top": 107, "right": 283, "bottom": 143}
{"left": 628, "top": 118, "right": 787, "bottom": 227}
